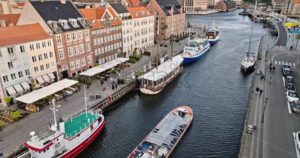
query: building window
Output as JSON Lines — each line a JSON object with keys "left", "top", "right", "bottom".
{"left": 68, "top": 47, "right": 73, "bottom": 57}
{"left": 46, "top": 63, "right": 50, "bottom": 69}
{"left": 49, "top": 52, "right": 53, "bottom": 58}
{"left": 20, "top": 46, "right": 25, "bottom": 52}
{"left": 66, "top": 34, "right": 71, "bottom": 42}
{"left": 51, "top": 61, "right": 55, "bottom": 68}
{"left": 86, "top": 43, "right": 90, "bottom": 51}
{"left": 42, "top": 42, "right": 46, "bottom": 48}
{"left": 79, "top": 44, "right": 84, "bottom": 54}
{"left": 85, "top": 30, "right": 89, "bottom": 39}
{"left": 25, "top": 69, "right": 30, "bottom": 76}
{"left": 58, "top": 49, "right": 64, "bottom": 59}
{"left": 87, "top": 56, "right": 92, "bottom": 63}
{"left": 74, "top": 46, "right": 79, "bottom": 55}
{"left": 36, "top": 43, "right": 41, "bottom": 49}
{"left": 0, "top": 49, "right": 2, "bottom": 57}
{"left": 70, "top": 61, "right": 75, "bottom": 70}
{"left": 76, "top": 60, "right": 80, "bottom": 68}
{"left": 7, "top": 47, "right": 14, "bottom": 56}
{"left": 11, "top": 73, "right": 16, "bottom": 80}
{"left": 2, "top": 76, "right": 8, "bottom": 83}
{"left": 44, "top": 53, "right": 48, "bottom": 59}
{"left": 56, "top": 35, "right": 62, "bottom": 44}
{"left": 30, "top": 44, "right": 34, "bottom": 50}
{"left": 78, "top": 31, "right": 82, "bottom": 40}
{"left": 81, "top": 58, "right": 86, "bottom": 66}
{"left": 38, "top": 55, "right": 42, "bottom": 61}
{"left": 34, "top": 66, "right": 38, "bottom": 72}
{"left": 47, "top": 40, "right": 52, "bottom": 47}
{"left": 18, "top": 71, "right": 23, "bottom": 78}
{"left": 8, "top": 62, "right": 13, "bottom": 69}
{"left": 32, "top": 56, "right": 37, "bottom": 62}
{"left": 72, "top": 33, "right": 77, "bottom": 41}
{"left": 40, "top": 65, "right": 44, "bottom": 71}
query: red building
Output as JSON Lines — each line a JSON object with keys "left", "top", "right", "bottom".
{"left": 80, "top": 7, "right": 123, "bottom": 65}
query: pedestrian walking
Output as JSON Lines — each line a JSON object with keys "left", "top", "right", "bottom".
{"left": 259, "top": 89, "right": 263, "bottom": 96}
{"left": 256, "top": 87, "right": 259, "bottom": 94}
{"left": 272, "top": 66, "right": 275, "bottom": 72}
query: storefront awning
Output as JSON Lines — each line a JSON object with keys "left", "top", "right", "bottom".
{"left": 21, "top": 82, "right": 30, "bottom": 90}
{"left": 14, "top": 84, "right": 24, "bottom": 93}
{"left": 36, "top": 76, "right": 45, "bottom": 84}
{"left": 79, "top": 58, "right": 129, "bottom": 77}
{"left": 16, "top": 79, "right": 78, "bottom": 104}
{"left": 48, "top": 72, "right": 55, "bottom": 80}
{"left": 42, "top": 75, "right": 50, "bottom": 82}
{"left": 6, "top": 86, "right": 16, "bottom": 96}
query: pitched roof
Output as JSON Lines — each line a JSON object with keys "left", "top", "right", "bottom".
{"left": 294, "top": 0, "right": 300, "bottom": 3}
{"left": 110, "top": 2, "right": 129, "bottom": 14}
{"left": 0, "top": 14, "right": 20, "bottom": 26}
{"left": 0, "top": 23, "right": 51, "bottom": 47}
{"left": 127, "top": 7, "right": 153, "bottom": 18}
{"left": 79, "top": 7, "right": 122, "bottom": 29}
{"left": 155, "top": 0, "right": 181, "bottom": 16}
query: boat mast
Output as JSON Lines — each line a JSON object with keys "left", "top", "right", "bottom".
{"left": 50, "top": 100, "right": 58, "bottom": 131}
{"left": 247, "top": 0, "right": 257, "bottom": 57}
{"left": 171, "top": 6, "right": 174, "bottom": 61}
{"left": 84, "top": 84, "right": 88, "bottom": 117}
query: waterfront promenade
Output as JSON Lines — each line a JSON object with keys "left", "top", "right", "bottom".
{"left": 0, "top": 38, "right": 188, "bottom": 157}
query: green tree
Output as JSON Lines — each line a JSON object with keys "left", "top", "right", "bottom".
{"left": 12, "top": 111, "right": 21, "bottom": 119}
{"left": 4, "top": 97, "right": 11, "bottom": 104}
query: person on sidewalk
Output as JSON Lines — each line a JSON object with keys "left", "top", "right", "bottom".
{"left": 259, "top": 89, "right": 263, "bottom": 96}
{"left": 256, "top": 87, "right": 259, "bottom": 94}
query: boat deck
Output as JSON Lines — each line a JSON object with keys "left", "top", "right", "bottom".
{"left": 64, "top": 113, "right": 98, "bottom": 139}
{"left": 130, "top": 106, "right": 193, "bottom": 158}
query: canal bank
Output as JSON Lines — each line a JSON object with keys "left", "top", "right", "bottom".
{"left": 79, "top": 10, "right": 266, "bottom": 158}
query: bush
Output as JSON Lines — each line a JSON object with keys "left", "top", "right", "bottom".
{"left": 0, "top": 120, "right": 3, "bottom": 127}
{"left": 4, "top": 97, "right": 11, "bottom": 104}
{"left": 129, "top": 57, "right": 136, "bottom": 63}
{"left": 77, "top": 77, "right": 85, "bottom": 83}
{"left": 153, "top": 55, "right": 159, "bottom": 64}
{"left": 95, "top": 62, "right": 99, "bottom": 66}
{"left": 85, "top": 80, "right": 91, "bottom": 85}
{"left": 163, "top": 50, "right": 168, "bottom": 56}
{"left": 12, "top": 111, "right": 21, "bottom": 119}
{"left": 75, "top": 83, "right": 81, "bottom": 89}
{"left": 135, "top": 71, "right": 143, "bottom": 78}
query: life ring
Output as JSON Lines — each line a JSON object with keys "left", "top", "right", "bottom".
{"left": 188, "top": 53, "right": 191, "bottom": 56}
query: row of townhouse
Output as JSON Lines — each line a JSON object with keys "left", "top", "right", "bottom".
{"left": 0, "top": 0, "right": 156, "bottom": 107}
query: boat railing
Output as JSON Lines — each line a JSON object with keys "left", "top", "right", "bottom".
{"left": 63, "top": 108, "right": 100, "bottom": 123}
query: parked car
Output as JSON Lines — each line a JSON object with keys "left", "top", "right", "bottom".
{"left": 292, "top": 101, "right": 300, "bottom": 113}
{"left": 286, "top": 90, "right": 299, "bottom": 102}
{"left": 282, "top": 64, "right": 291, "bottom": 72}
{"left": 294, "top": 131, "right": 300, "bottom": 150}
{"left": 286, "top": 83, "right": 296, "bottom": 92}
{"left": 285, "top": 76, "right": 294, "bottom": 85}
{"left": 282, "top": 67, "right": 292, "bottom": 76}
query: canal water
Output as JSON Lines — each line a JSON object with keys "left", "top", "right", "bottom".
{"left": 80, "top": 10, "right": 265, "bottom": 158}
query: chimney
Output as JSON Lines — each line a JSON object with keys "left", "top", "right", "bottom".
{"left": 60, "top": 0, "right": 66, "bottom": 4}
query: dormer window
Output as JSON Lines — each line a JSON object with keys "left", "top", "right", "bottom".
{"left": 146, "top": 11, "right": 150, "bottom": 15}
{"left": 59, "top": 19, "right": 70, "bottom": 29}
{"left": 69, "top": 18, "right": 79, "bottom": 28}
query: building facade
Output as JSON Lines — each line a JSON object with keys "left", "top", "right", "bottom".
{"left": 215, "top": 0, "right": 236, "bottom": 11}
{"left": 127, "top": 7, "right": 154, "bottom": 54}
{"left": 183, "top": 0, "right": 209, "bottom": 11}
{"left": 0, "top": 24, "right": 52, "bottom": 107}
{"left": 283, "top": 0, "right": 300, "bottom": 16}
{"left": 80, "top": 7, "right": 123, "bottom": 65}
{"left": 146, "top": 0, "right": 185, "bottom": 40}
{"left": 109, "top": 2, "right": 135, "bottom": 57}
{"left": 0, "top": 14, "right": 20, "bottom": 27}
{"left": 0, "top": 0, "right": 23, "bottom": 14}
{"left": 272, "top": 0, "right": 286, "bottom": 11}
{"left": 17, "top": 0, "right": 94, "bottom": 78}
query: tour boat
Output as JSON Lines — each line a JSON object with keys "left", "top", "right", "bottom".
{"left": 241, "top": 1, "right": 257, "bottom": 73}
{"left": 139, "top": 55, "right": 183, "bottom": 95}
{"left": 128, "top": 106, "right": 193, "bottom": 158}
{"left": 24, "top": 86, "right": 105, "bottom": 158}
{"left": 182, "top": 38, "right": 210, "bottom": 64}
{"left": 206, "top": 27, "right": 220, "bottom": 45}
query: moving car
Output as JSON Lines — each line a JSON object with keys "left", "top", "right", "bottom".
{"left": 292, "top": 101, "right": 300, "bottom": 113}
{"left": 282, "top": 67, "right": 292, "bottom": 76}
{"left": 286, "top": 90, "right": 299, "bottom": 102}
{"left": 294, "top": 131, "right": 300, "bottom": 150}
{"left": 282, "top": 64, "right": 291, "bottom": 73}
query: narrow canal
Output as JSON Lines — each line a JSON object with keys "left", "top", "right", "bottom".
{"left": 80, "top": 10, "right": 265, "bottom": 157}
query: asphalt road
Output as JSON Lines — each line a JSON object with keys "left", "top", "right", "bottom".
{"left": 263, "top": 48, "right": 300, "bottom": 158}
{"left": 276, "top": 22, "right": 288, "bottom": 46}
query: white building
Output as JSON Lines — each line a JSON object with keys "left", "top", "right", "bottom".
{"left": 109, "top": 2, "right": 135, "bottom": 57}
{"left": 127, "top": 7, "right": 154, "bottom": 54}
